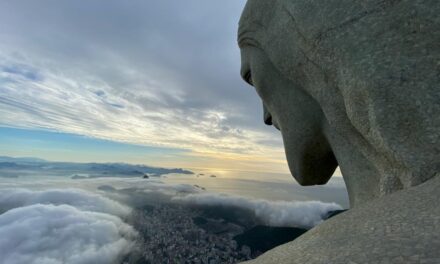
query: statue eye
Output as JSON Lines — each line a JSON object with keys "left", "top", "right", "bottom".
{"left": 244, "top": 71, "right": 253, "bottom": 86}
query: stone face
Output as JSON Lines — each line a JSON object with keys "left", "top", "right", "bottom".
{"left": 238, "top": 0, "right": 439, "bottom": 262}
{"left": 238, "top": 0, "right": 439, "bottom": 206}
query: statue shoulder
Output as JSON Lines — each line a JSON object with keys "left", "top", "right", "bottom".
{"left": 242, "top": 176, "right": 440, "bottom": 264}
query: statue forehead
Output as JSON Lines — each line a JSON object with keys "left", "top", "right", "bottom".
{"left": 238, "top": 0, "right": 282, "bottom": 48}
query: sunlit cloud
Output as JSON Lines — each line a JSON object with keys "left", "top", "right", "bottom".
{"left": 0, "top": 59, "right": 278, "bottom": 152}
{"left": 0, "top": 0, "right": 287, "bottom": 172}
{"left": 0, "top": 188, "right": 137, "bottom": 264}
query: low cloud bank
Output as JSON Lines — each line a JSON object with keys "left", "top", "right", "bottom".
{"left": 0, "top": 188, "right": 137, "bottom": 264}
{"left": 0, "top": 188, "right": 131, "bottom": 216}
{"left": 106, "top": 181, "right": 342, "bottom": 229}
{"left": 138, "top": 182, "right": 203, "bottom": 195}
{"left": 0, "top": 181, "right": 343, "bottom": 263}
{"left": 175, "top": 193, "right": 342, "bottom": 228}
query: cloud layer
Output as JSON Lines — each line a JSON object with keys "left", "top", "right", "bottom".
{"left": 0, "top": 176, "right": 345, "bottom": 263}
{"left": 0, "top": 188, "right": 131, "bottom": 215}
{"left": 174, "top": 193, "right": 342, "bottom": 228}
{"left": 0, "top": 188, "right": 137, "bottom": 264}
{"left": 0, "top": 0, "right": 286, "bottom": 171}
{"left": 105, "top": 180, "right": 343, "bottom": 229}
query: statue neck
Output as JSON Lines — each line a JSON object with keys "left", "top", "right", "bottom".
{"left": 323, "top": 120, "right": 440, "bottom": 208}
{"left": 324, "top": 122, "right": 381, "bottom": 208}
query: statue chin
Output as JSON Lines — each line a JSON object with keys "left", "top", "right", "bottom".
{"left": 282, "top": 131, "right": 338, "bottom": 186}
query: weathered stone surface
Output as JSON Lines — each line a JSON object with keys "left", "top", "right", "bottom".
{"left": 242, "top": 176, "right": 440, "bottom": 264}
{"left": 238, "top": 0, "right": 439, "bottom": 262}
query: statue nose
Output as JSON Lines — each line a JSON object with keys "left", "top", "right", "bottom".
{"left": 263, "top": 104, "right": 273, "bottom": 126}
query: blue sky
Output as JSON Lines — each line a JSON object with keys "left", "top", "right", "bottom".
{"left": 0, "top": 0, "right": 289, "bottom": 173}
{"left": 0, "top": 126, "right": 191, "bottom": 166}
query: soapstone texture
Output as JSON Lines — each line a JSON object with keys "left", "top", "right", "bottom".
{"left": 239, "top": 0, "right": 440, "bottom": 207}
{"left": 242, "top": 176, "right": 440, "bottom": 264}
{"left": 238, "top": 0, "right": 439, "bottom": 262}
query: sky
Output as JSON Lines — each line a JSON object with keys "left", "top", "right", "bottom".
{"left": 0, "top": 0, "right": 289, "bottom": 173}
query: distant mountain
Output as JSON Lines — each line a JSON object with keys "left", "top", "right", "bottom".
{"left": 0, "top": 156, "right": 193, "bottom": 178}
{"left": 0, "top": 156, "right": 48, "bottom": 163}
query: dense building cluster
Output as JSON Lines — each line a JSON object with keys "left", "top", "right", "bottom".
{"left": 129, "top": 204, "right": 252, "bottom": 264}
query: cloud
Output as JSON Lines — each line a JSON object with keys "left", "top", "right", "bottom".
{"left": 106, "top": 181, "right": 206, "bottom": 207}
{"left": 133, "top": 182, "right": 203, "bottom": 195}
{"left": 107, "top": 180, "right": 342, "bottom": 229}
{"left": 1, "top": 64, "right": 41, "bottom": 81}
{"left": 0, "top": 188, "right": 131, "bottom": 216}
{"left": 0, "top": 188, "right": 137, "bottom": 264}
{"left": 174, "top": 193, "right": 342, "bottom": 228}
{"left": 0, "top": 179, "right": 345, "bottom": 263}
{"left": 0, "top": 0, "right": 286, "bottom": 170}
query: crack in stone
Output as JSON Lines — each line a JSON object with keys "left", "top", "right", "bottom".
{"left": 315, "top": 0, "right": 402, "bottom": 45}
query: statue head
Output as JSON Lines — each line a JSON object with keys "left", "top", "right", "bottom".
{"left": 238, "top": 0, "right": 439, "bottom": 207}
{"left": 238, "top": 9, "right": 338, "bottom": 187}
